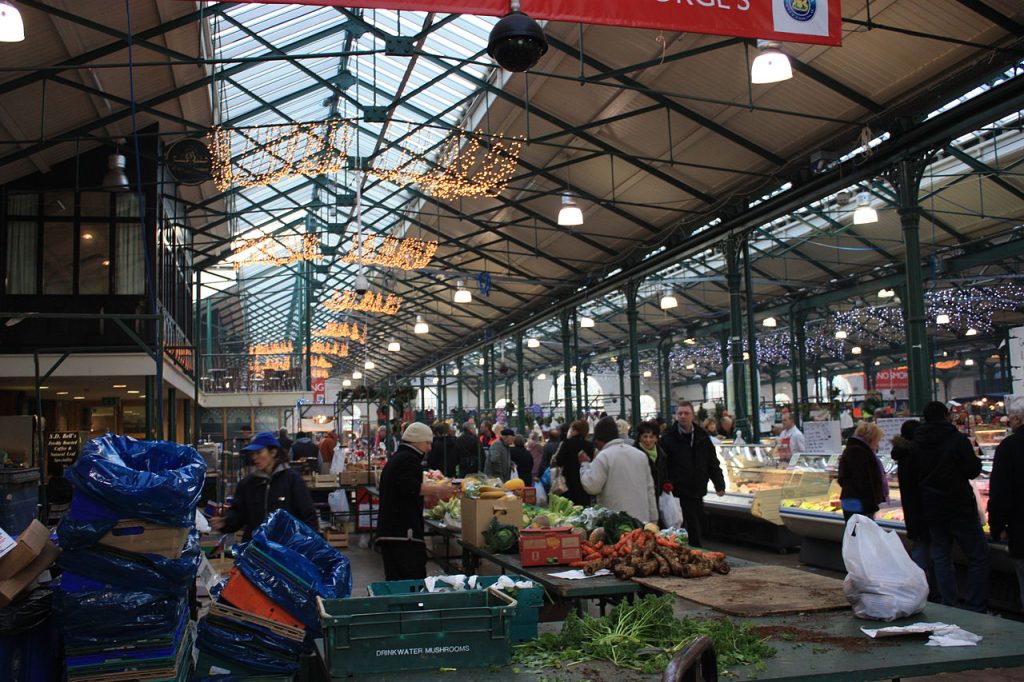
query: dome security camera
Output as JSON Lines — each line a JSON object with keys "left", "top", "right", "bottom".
{"left": 354, "top": 272, "right": 369, "bottom": 295}
{"left": 487, "top": 11, "right": 547, "bottom": 73}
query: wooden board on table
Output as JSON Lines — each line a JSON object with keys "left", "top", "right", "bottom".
{"left": 634, "top": 564, "right": 849, "bottom": 617}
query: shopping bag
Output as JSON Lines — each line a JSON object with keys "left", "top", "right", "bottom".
{"left": 841, "top": 514, "right": 928, "bottom": 621}
{"left": 328, "top": 490, "right": 350, "bottom": 514}
{"left": 548, "top": 466, "right": 568, "bottom": 496}
{"left": 658, "top": 491, "right": 683, "bottom": 529}
{"left": 534, "top": 483, "right": 548, "bottom": 508}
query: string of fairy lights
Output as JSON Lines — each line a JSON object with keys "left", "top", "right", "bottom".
{"left": 323, "top": 290, "right": 403, "bottom": 315}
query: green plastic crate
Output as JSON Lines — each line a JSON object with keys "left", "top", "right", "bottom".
{"left": 367, "top": 577, "right": 541, "bottom": 643}
{"left": 193, "top": 651, "right": 295, "bottom": 681}
{"left": 317, "top": 588, "right": 516, "bottom": 676}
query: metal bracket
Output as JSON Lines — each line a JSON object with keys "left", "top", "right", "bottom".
{"left": 363, "top": 106, "right": 389, "bottom": 123}
{"left": 385, "top": 35, "right": 416, "bottom": 56}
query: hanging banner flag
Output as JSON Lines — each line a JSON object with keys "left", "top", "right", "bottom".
{"left": 226, "top": 0, "right": 842, "bottom": 46}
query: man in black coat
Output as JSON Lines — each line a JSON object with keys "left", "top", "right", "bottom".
{"left": 660, "top": 401, "right": 725, "bottom": 548}
{"left": 427, "top": 423, "right": 458, "bottom": 478}
{"left": 540, "top": 425, "right": 561, "bottom": 473}
{"left": 890, "top": 420, "right": 930, "bottom": 568}
{"left": 989, "top": 397, "right": 1024, "bottom": 609}
{"left": 377, "top": 423, "right": 455, "bottom": 580}
{"left": 455, "top": 422, "right": 482, "bottom": 476}
{"left": 914, "top": 401, "right": 989, "bottom": 612}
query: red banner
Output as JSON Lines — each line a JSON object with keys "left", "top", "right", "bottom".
{"left": 875, "top": 366, "right": 909, "bottom": 391}
{"left": 226, "top": 0, "right": 842, "bottom": 46}
{"left": 312, "top": 378, "right": 326, "bottom": 404}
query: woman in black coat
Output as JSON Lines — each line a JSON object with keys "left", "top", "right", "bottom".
{"left": 989, "top": 404, "right": 1024, "bottom": 608}
{"left": 890, "top": 420, "right": 930, "bottom": 566}
{"left": 553, "top": 419, "right": 595, "bottom": 507}
{"left": 426, "top": 424, "right": 458, "bottom": 479}
{"left": 837, "top": 422, "right": 886, "bottom": 522}
{"left": 509, "top": 435, "right": 534, "bottom": 487}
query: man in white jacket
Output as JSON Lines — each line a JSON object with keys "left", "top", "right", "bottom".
{"left": 579, "top": 417, "right": 658, "bottom": 524}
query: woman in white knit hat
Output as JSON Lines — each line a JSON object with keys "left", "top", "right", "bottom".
{"left": 376, "top": 422, "right": 455, "bottom": 580}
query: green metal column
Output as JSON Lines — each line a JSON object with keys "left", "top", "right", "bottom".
{"left": 1001, "top": 329, "right": 1013, "bottom": 392}
{"left": 488, "top": 344, "right": 497, "bottom": 414}
{"left": 743, "top": 239, "right": 761, "bottom": 441}
{"left": 183, "top": 398, "right": 191, "bottom": 444}
{"left": 572, "top": 312, "right": 582, "bottom": 419}
{"left": 719, "top": 332, "right": 730, "bottom": 409}
{"left": 437, "top": 366, "right": 444, "bottom": 421}
{"left": 193, "top": 269, "right": 201, "bottom": 443}
{"left": 456, "top": 357, "right": 464, "bottom": 422}
{"left": 303, "top": 261, "right": 313, "bottom": 393}
{"left": 167, "top": 387, "right": 176, "bottom": 442}
{"left": 795, "top": 313, "right": 808, "bottom": 423}
{"left": 560, "top": 311, "right": 574, "bottom": 422}
{"left": 617, "top": 357, "right": 626, "bottom": 419}
{"left": 659, "top": 337, "right": 673, "bottom": 421}
{"left": 144, "top": 375, "right": 155, "bottom": 440}
{"left": 516, "top": 332, "right": 526, "bottom": 432}
{"left": 582, "top": 362, "right": 590, "bottom": 413}
{"left": 552, "top": 371, "right": 560, "bottom": 415}
{"left": 528, "top": 373, "right": 535, "bottom": 410}
{"left": 625, "top": 279, "right": 642, "bottom": 430}
{"left": 888, "top": 157, "right": 933, "bottom": 414}
{"left": 725, "top": 237, "right": 748, "bottom": 437}
{"left": 482, "top": 347, "right": 490, "bottom": 414}
{"left": 419, "top": 375, "right": 426, "bottom": 422}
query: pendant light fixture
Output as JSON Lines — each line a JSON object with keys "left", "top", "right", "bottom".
{"left": 659, "top": 290, "right": 679, "bottom": 310}
{"left": 342, "top": 379, "right": 352, "bottom": 387}
{"left": 557, "top": 192, "right": 583, "bottom": 226}
{"left": 878, "top": 288, "right": 896, "bottom": 299}
{"left": 853, "top": 192, "right": 878, "bottom": 225}
{"left": 965, "top": 358, "right": 975, "bottom": 367}
{"left": 835, "top": 329, "right": 848, "bottom": 339}
{"left": 762, "top": 316, "right": 778, "bottom": 328}
{"left": 536, "top": 373, "right": 546, "bottom": 381}
{"left": 0, "top": 1, "right": 25, "bottom": 42}
{"left": 364, "top": 359, "right": 375, "bottom": 370}
{"left": 387, "top": 339, "right": 401, "bottom": 352}
{"left": 750, "top": 40, "right": 792, "bottom": 84}
{"left": 478, "top": 357, "right": 485, "bottom": 366}
{"left": 453, "top": 279, "right": 472, "bottom": 303}
{"left": 527, "top": 337, "right": 540, "bottom": 348}
{"left": 579, "top": 316, "right": 595, "bottom": 328}
{"left": 642, "top": 370, "right": 652, "bottom": 378}
{"left": 414, "top": 315, "right": 429, "bottom": 334}
{"left": 352, "top": 370, "right": 363, "bottom": 380}
{"left": 936, "top": 313, "right": 951, "bottom": 325}
{"left": 102, "top": 151, "right": 130, "bottom": 192}
{"left": 851, "top": 346, "right": 863, "bottom": 355}
{"left": 965, "top": 328, "right": 978, "bottom": 337}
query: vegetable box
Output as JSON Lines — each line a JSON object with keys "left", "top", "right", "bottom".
{"left": 511, "top": 486, "right": 537, "bottom": 505}
{"left": 460, "top": 496, "right": 523, "bottom": 548}
{"left": 317, "top": 588, "right": 516, "bottom": 675}
{"left": 519, "top": 527, "right": 583, "bottom": 567}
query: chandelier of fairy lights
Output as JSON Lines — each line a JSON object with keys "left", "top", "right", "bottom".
{"left": 251, "top": 357, "right": 290, "bottom": 374}
{"left": 317, "top": 321, "right": 368, "bottom": 344}
{"left": 341, "top": 235, "right": 437, "bottom": 271}
{"left": 231, "top": 233, "right": 322, "bottom": 270}
{"left": 309, "top": 341, "right": 350, "bottom": 357}
{"left": 323, "top": 290, "right": 402, "bottom": 315}
{"left": 312, "top": 367, "right": 330, "bottom": 379}
{"left": 248, "top": 341, "right": 294, "bottom": 356}
{"left": 370, "top": 126, "right": 523, "bottom": 199}
{"left": 311, "top": 355, "right": 332, "bottom": 369}
{"left": 208, "top": 118, "right": 352, "bottom": 191}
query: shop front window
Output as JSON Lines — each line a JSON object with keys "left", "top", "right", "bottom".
{"left": 79, "top": 224, "right": 110, "bottom": 294}
{"left": 42, "top": 223, "right": 74, "bottom": 294}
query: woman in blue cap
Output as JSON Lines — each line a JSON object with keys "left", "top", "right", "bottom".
{"left": 211, "top": 431, "right": 318, "bottom": 540}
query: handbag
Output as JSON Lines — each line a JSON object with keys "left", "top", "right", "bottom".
{"left": 548, "top": 443, "right": 569, "bottom": 496}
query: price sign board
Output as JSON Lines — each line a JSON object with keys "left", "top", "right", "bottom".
{"left": 802, "top": 420, "right": 842, "bottom": 454}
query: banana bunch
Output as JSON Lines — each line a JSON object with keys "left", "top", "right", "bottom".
{"left": 477, "top": 485, "right": 511, "bottom": 499}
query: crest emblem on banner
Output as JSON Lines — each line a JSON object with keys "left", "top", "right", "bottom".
{"left": 784, "top": 0, "right": 816, "bottom": 21}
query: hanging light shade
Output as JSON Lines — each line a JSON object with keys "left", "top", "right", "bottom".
{"left": 414, "top": 314, "right": 429, "bottom": 334}
{"left": 683, "top": 337, "right": 697, "bottom": 345}
{"left": 965, "top": 358, "right": 975, "bottom": 367}
{"left": 685, "top": 363, "right": 696, "bottom": 370}
{"left": 965, "top": 328, "right": 978, "bottom": 337}
{"left": 878, "top": 288, "right": 896, "bottom": 299}
{"left": 352, "top": 370, "right": 363, "bottom": 380}
{"left": 342, "top": 379, "right": 352, "bottom": 387}
{"left": 750, "top": 40, "right": 792, "bottom": 84}
{"left": 433, "top": 377, "right": 439, "bottom": 384}
{"left": 0, "top": 1, "right": 25, "bottom": 42}
{"left": 835, "top": 329, "right": 848, "bottom": 339}
{"left": 936, "top": 313, "right": 951, "bottom": 325}
{"left": 579, "top": 316, "right": 595, "bottom": 328}
{"left": 452, "top": 367, "right": 459, "bottom": 376}
{"left": 660, "top": 292, "right": 679, "bottom": 310}
{"left": 557, "top": 192, "right": 583, "bottom": 226}
{"left": 762, "top": 316, "right": 778, "bottom": 328}
{"left": 478, "top": 357, "right": 485, "bottom": 366}
{"left": 453, "top": 279, "right": 472, "bottom": 303}
{"left": 102, "top": 153, "right": 130, "bottom": 192}
{"left": 527, "top": 337, "right": 540, "bottom": 348}
{"left": 387, "top": 339, "right": 401, "bottom": 352}
{"left": 643, "top": 370, "right": 652, "bottom": 378}
{"left": 536, "top": 373, "right": 546, "bottom": 381}
{"left": 851, "top": 346, "right": 863, "bottom": 355}
{"left": 853, "top": 192, "right": 878, "bottom": 225}
{"left": 364, "top": 359, "right": 375, "bottom": 370}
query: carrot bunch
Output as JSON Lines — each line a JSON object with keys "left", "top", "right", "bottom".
{"left": 569, "top": 529, "right": 730, "bottom": 580}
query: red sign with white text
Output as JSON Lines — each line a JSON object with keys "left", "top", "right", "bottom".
{"left": 312, "top": 378, "right": 326, "bottom": 404}
{"left": 222, "top": 0, "right": 842, "bottom": 46}
{"left": 875, "top": 366, "right": 909, "bottom": 391}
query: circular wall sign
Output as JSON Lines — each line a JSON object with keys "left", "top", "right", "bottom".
{"left": 165, "top": 138, "right": 212, "bottom": 185}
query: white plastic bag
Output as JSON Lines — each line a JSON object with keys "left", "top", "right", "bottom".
{"left": 658, "top": 492, "right": 683, "bottom": 529}
{"left": 534, "top": 484, "right": 548, "bottom": 509}
{"left": 330, "top": 449, "right": 346, "bottom": 475}
{"left": 328, "top": 489, "right": 350, "bottom": 514}
{"left": 842, "top": 514, "right": 928, "bottom": 621}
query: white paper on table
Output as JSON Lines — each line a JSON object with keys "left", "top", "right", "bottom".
{"left": 0, "top": 527, "right": 15, "bottom": 558}
{"left": 861, "top": 622, "right": 982, "bottom": 647}
{"left": 548, "top": 569, "right": 612, "bottom": 580}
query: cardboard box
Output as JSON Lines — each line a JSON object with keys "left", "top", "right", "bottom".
{"left": 460, "top": 496, "right": 524, "bottom": 548}
{"left": 98, "top": 519, "right": 191, "bottom": 559}
{"left": 512, "top": 487, "right": 538, "bottom": 506}
{"left": 0, "top": 541, "right": 59, "bottom": 607}
{"left": 519, "top": 527, "right": 583, "bottom": 567}
{"left": 0, "top": 520, "right": 50, "bottom": 579}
